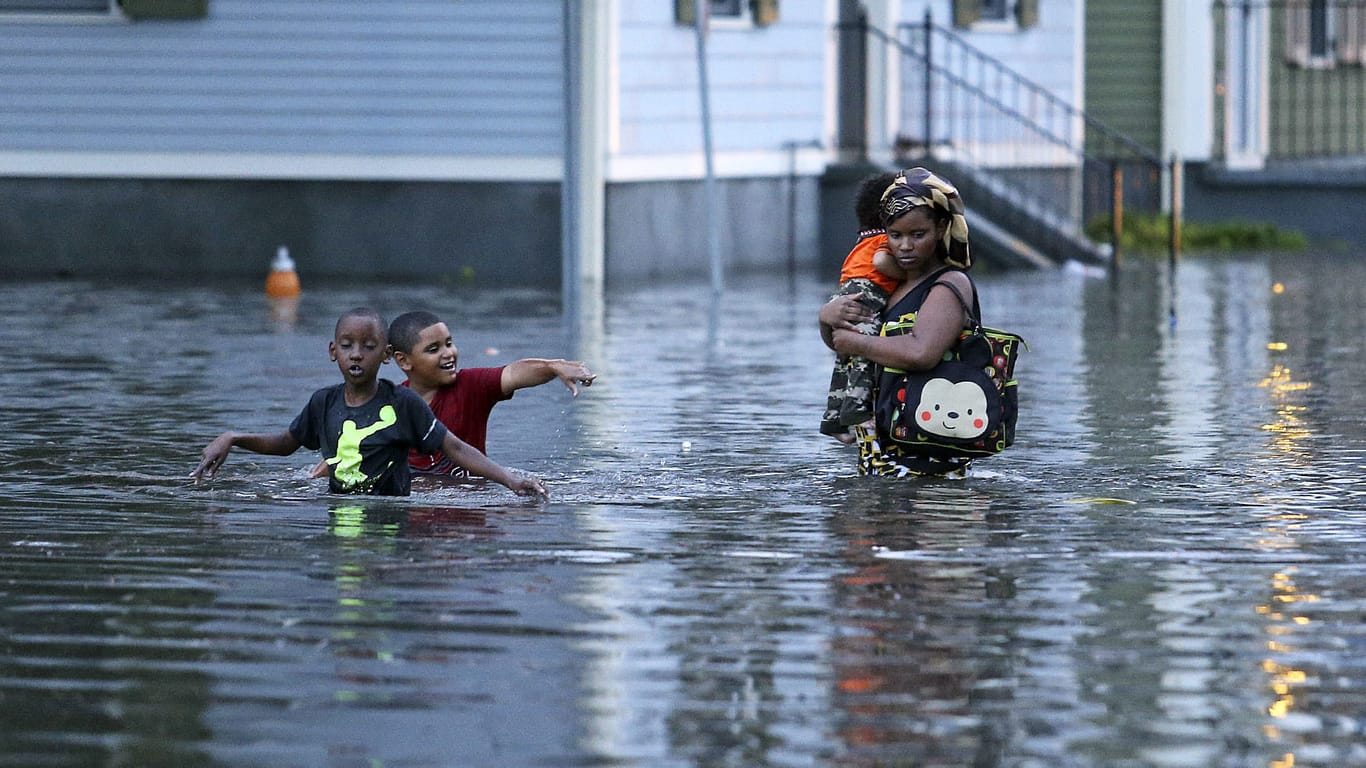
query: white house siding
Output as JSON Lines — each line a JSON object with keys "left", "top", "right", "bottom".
{"left": 610, "top": 2, "right": 831, "bottom": 179}
{"left": 605, "top": 2, "right": 835, "bottom": 283}
{"left": 0, "top": 0, "right": 563, "bottom": 179}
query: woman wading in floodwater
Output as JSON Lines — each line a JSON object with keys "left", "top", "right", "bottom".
{"left": 817, "top": 167, "right": 979, "bottom": 477}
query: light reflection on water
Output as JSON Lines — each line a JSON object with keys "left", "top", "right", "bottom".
{"left": 1, "top": 252, "right": 1366, "bottom": 766}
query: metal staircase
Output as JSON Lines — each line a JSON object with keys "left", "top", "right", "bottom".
{"left": 864, "top": 16, "right": 1165, "bottom": 269}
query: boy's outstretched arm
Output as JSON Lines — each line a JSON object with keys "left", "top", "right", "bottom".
{"left": 440, "top": 431, "right": 547, "bottom": 497}
{"left": 192, "top": 430, "right": 300, "bottom": 482}
{"left": 501, "top": 358, "right": 597, "bottom": 397}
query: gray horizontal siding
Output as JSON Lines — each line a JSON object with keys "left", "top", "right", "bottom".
{"left": 0, "top": 0, "right": 563, "bottom": 156}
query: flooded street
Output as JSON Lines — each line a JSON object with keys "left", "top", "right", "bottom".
{"left": 3, "top": 253, "right": 1366, "bottom": 766}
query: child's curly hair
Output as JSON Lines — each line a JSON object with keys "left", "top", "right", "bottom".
{"left": 854, "top": 171, "right": 899, "bottom": 230}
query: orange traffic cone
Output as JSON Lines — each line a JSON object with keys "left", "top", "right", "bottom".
{"left": 265, "top": 245, "right": 301, "bottom": 298}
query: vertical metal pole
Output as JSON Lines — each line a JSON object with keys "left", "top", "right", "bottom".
{"left": 785, "top": 141, "right": 797, "bottom": 274}
{"left": 1168, "top": 153, "right": 1182, "bottom": 330}
{"left": 561, "top": 0, "right": 581, "bottom": 322}
{"left": 1111, "top": 163, "right": 1124, "bottom": 267}
{"left": 923, "top": 9, "right": 933, "bottom": 156}
{"left": 836, "top": 0, "right": 867, "bottom": 163}
{"left": 1237, "top": 1, "right": 1251, "bottom": 152}
{"left": 1169, "top": 154, "right": 1183, "bottom": 268}
{"left": 695, "top": 3, "right": 723, "bottom": 296}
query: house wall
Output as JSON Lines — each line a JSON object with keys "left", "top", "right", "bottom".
{"left": 1084, "top": 0, "right": 1162, "bottom": 153}
{"left": 0, "top": 0, "right": 567, "bottom": 284}
{"left": 0, "top": 1, "right": 843, "bottom": 287}
{"left": 0, "top": 176, "right": 560, "bottom": 283}
{"left": 1267, "top": 16, "right": 1366, "bottom": 160}
{"left": 1162, "top": 0, "right": 1213, "bottom": 163}
{"left": 610, "top": 2, "right": 831, "bottom": 176}
{"left": 606, "top": 175, "right": 819, "bottom": 285}
{"left": 1186, "top": 163, "right": 1366, "bottom": 248}
{"left": 0, "top": 0, "right": 563, "bottom": 174}
{"left": 602, "top": 2, "right": 833, "bottom": 284}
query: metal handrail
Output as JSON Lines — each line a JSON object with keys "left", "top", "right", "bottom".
{"left": 868, "top": 20, "right": 1162, "bottom": 166}
{"left": 864, "top": 14, "right": 1166, "bottom": 261}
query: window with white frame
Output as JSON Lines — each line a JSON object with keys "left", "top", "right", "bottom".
{"left": 981, "top": 0, "right": 1011, "bottom": 22}
{"left": 952, "top": 0, "right": 1039, "bottom": 30}
{"left": 1309, "top": 0, "right": 1332, "bottom": 56}
{"left": 1282, "top": 0, "right": 1366, "bottom": 67}
{"left": 675, "top": 0, "right": 778, "bottom": 28}
{"left": 1343, "top": 2, "right": 1366, "bottom": 64}
{"left": 709, "top": 0, "right": 742, "bottom": 18}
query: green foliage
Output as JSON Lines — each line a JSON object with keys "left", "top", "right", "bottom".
{"left": 1085, "top": 213, "right": 1308, "bottom": 253}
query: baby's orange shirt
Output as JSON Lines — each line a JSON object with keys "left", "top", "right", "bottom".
{"left": 838, "top": 232, "right": 899, "bottom": 294}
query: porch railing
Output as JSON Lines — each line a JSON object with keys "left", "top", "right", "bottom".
{"left": 865, "top": 15, "right": 1164, "bottom": 261}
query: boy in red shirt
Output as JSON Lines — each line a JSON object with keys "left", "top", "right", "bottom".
{"left": 387, "top": 310, "right": 597, "bottom": 476}
{"left": 820, "top": 171, "right": 906, "bottom": 444}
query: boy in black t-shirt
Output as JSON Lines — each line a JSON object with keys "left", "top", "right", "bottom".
{"left": 192, "top": 307, "right": 545, "bottom": 498}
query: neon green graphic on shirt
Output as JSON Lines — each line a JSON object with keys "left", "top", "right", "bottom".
{"left": 325, "top": 404, "right": 397, "bottom": 489}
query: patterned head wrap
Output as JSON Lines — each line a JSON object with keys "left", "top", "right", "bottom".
{"left": 879, "top": 167, "right": 972, "bottom": 270}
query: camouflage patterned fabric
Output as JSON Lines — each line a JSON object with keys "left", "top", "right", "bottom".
{"left": 820, "top": 277, "right": 890, "bottom": 436}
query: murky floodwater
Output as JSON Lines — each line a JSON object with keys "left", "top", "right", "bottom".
{"left": 2, "top": 252, "right": 1366, "bottom": 767}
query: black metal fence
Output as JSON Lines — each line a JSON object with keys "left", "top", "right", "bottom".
{"left": 1214, "top": 0, "right": 1366, "bottom": 163}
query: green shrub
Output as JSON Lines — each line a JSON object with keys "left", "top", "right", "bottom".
{"left": 1085, "top": 213, "right": 1307, "bottom": 253}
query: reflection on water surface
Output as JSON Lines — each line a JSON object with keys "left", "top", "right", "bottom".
{"left": 2, "top": 253, "right": 1365, "bottom": 766}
